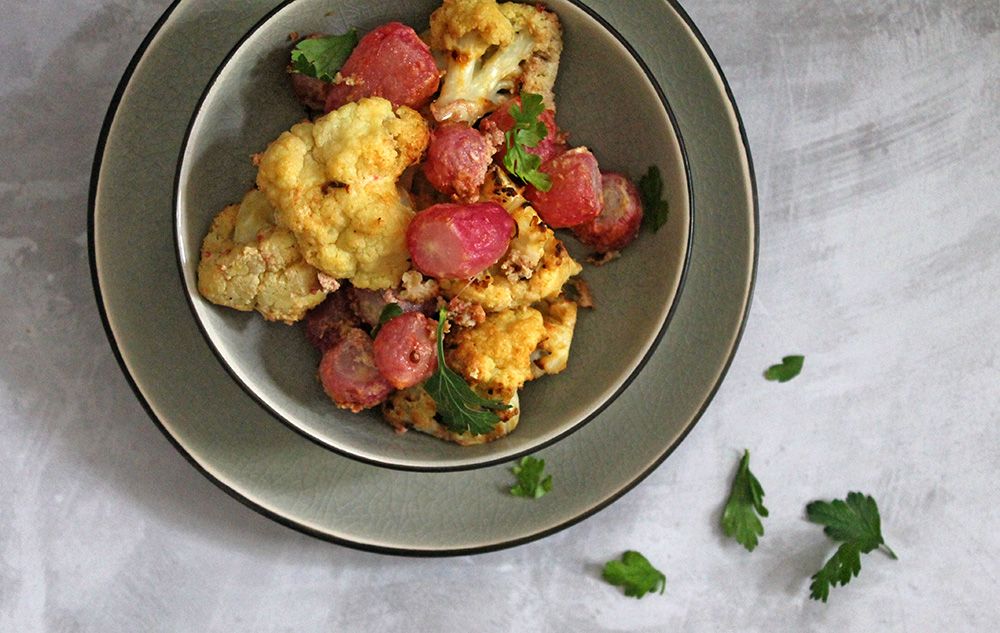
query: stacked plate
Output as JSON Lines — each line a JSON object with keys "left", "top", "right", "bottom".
{"left": 90, "top": 0, "right": 756, "bottom": 554}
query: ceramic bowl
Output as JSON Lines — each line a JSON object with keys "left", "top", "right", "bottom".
{"left": 174, "top": 0, "right": 692, "bottom": 471}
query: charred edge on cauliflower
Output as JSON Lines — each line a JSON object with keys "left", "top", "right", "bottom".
{"left": 382, "top": 386, "right": 520, "bottom": 445}
{"left": 439, "top": 167, "right": 582, "bottom": 312}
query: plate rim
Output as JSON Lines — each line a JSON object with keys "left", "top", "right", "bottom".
{"left": 89, "top": 0, "right": 758, "bottom": 556}
{"left": 170, "top": 0, "right": 696, "bottom": 473}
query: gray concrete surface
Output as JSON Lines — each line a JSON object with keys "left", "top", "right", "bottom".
{"left": 1, "top": 0, "right": 998, "bottom": 630}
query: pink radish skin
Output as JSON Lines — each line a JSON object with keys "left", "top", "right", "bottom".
{"left": 407, "top": 202, "right": 516, "bottom": 280}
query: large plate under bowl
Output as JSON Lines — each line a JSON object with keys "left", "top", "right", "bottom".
{"left": 90, "top": 0, "right": 756, "bottom": 555}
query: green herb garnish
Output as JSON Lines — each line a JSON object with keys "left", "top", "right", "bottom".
{"left": 764, "top": 355, "right": 804, "bottom": 383}
{"left": 503, "top": 93, "right": 552, "bottom": 191}
{"left": 721, "top": 449, "right": 769, "bottom": 552}
{"left": 602, "top": 551, "right": 666, "bottom": 599}
{"left": 806, "top": 492, "right": 897, "bottom": 602}
{"left": 371, "top": 303, "right": 403, "bottom": 337}
{"left": 290, "top": 31, "right": 359, "bottom": 82}
{"left": 638, "top": 165, "right": 669, "bottom": 232}
{"left": 424, "top": 308, "right": 511, "bottom": 436}
{"left": 509, "top": 456, "right": 552, "bottom": 499}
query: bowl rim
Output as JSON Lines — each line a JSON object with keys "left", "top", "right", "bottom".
{"left": 171, "top": 0, "right": 695, "bottom": 473}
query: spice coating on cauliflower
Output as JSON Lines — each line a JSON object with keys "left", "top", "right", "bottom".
{"left": 256, "top": 97, "right": 430, "bottom": 289}
{"left": 382, "top": 386, "right": 520, "bottom": 445}
{"left": 429, "top": 0, "right": 563, "bottom": 123}
{"left": 531, "top": 297, "right": 577, "bottom": 378}
{"left": 498, "top": 2, "right": 562, "bottom": 108}
{"left": 197, "top": 189, "right": 327, "bottom": 323}
{"left": 446, "top": 305, "right": 547, "bottom": 397}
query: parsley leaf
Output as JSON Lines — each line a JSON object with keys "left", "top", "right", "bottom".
{"left": 602, "top": 551, "right": 666, "bottom": 599}
{"left": 424, "top": 308, "right": 511, "bottom": 436}
{"left": 764, "top": 355, "right": 804, "bottom": 382}
{"left": 371, "top": 303, "right": 403, "bottom": 337}
{"left": 509, "top": 456, "right": 552, "bottom": 498}
{"left": 721, "top": 449, "right": 769, "bottom": 551}
{"left": 638, "top": 165, "right": 669, "bottom": 232}
{"left": 290, "top": 31, "right": 359, "bottom": 83}
{"left": 806, "top": 492, "right": 897, "bottom": 602}
{"left": 503, "top": 93, "right": 552, "bottom": 191}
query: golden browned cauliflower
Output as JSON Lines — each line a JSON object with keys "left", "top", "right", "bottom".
{"left": 429, "top": 0, "right": 563, "bottom": 122}
{"left": 429, "top": 0, "right": 513, "bottom": 54}
{"left": 439, "top": 169, "right": 582, "bottom": 311}
{"left": 499, "top": 1, "right": 562, "bottom": 108}
{"left": 382, "top": 386, "right": 520, "bottom": 445}
{"left": 447, "top": 306, "right": 547, "bottom": 396}
{"left": 256, "top": 97, "right": 431, "bottom": 289}
{"left": 379, "top": 297, "right": 577, "bottom": 444}
{"left": 532, "top": 296, "right": 578, "bottom": 377}
{"left": 197, "top": 189, "right": 326, "bottom": 323}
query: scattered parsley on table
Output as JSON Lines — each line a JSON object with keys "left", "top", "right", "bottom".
{"left": 764, "top": 354, "right": 804, "bottom": 382}
{"left": 806, "top": 492, "right": 897, "bottom": 602}
{"left": 602, "top": 551, "right": 666, "bottom": 598}
{"left": 721, "top": 449, "right": 769, "bottom": 551}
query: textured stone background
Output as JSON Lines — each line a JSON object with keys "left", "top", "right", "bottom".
{"left": 1, "top": 0, "right": 998, "bottom": 630}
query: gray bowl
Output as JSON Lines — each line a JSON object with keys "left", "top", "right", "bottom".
{"left": 174, "top": 0, "right": 692, "bottom": 471}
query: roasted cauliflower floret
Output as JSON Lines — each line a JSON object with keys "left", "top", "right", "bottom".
{"left": 277, "top": 182, "right": 415, "bottom": 290}
{"left": 532, "top": 297, "right": 577, "bottom": 378}
{"left": 197, "top": 189, "right": 326, "bottom": 323}
{"left": 439, "top": 169, "right": 582, "bottom": 311}
{"left": 429, "top": 0, "right": 513, "bottom": 54}
{"left": 447, "top": 306, "right": 547, "bottom": 395}
{"left": 382, "top": 386, "right": 520, "bottom": 445}
{"left": 256, "top": 97, "right": 430, "bottom": 289}
{"left": 398, "top": 270, "right": 441, "bottom": 303}
{"left": 429, "top": 0, "right": 563, "bottom": 123}
{"left": 499, "top": 2, "right": 562, "bottom": 106}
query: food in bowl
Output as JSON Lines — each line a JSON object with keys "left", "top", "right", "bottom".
{"left": 195, "top": 0, "right": 661, "bottom": 446}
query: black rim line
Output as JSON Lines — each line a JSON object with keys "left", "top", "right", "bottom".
{"left": 171, "top": 0, "right": 695, "bottom": 473}
{"left": 89, "top": 0, "right": 757, "bottom": 557}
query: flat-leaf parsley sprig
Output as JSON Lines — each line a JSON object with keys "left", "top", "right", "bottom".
{"left": 424, "top": 308, "right": 511, "bottom": 436}
{"left": 764, "top": 354, "right": 804, "bottom": 382}
{"left": 503, "top": 93, "right": 552, "bottom": 191}
{"left": 509, "top": 456, "right": 552, "bottom": 499}
{"left": 806, "top": 492, "right": 897, "bottom": 602}
{"left": 602, "top": 551, "right": 666, "bottom": 599}
{"left": 638, "top": 165, "right": 669, "bottom": 232}
{"left": 290, "top": 30, "right": 359, "bottom": 82}
{"left": 721, "top": 449, "right": 769, "bottom": 552}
